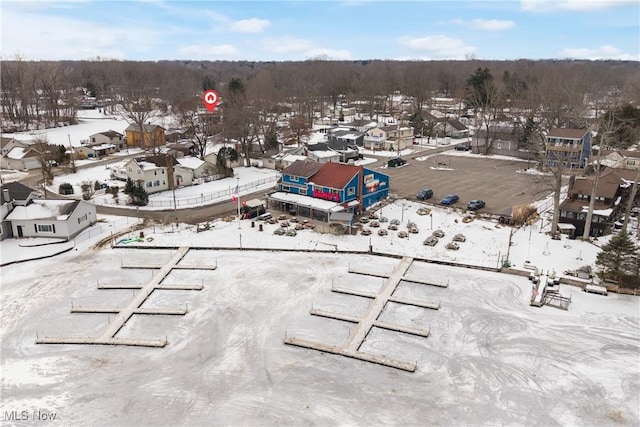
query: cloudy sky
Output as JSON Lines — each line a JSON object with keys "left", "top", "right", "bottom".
{"left": 2, "top": 0, "right": 638, "bottom": 61}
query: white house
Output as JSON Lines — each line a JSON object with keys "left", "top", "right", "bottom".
{"left": 1, "top": 182, "right": 38, "bottom": 240}
{"left": 89, "top": 130, "right": 125, "bottom": 149}
{"left": 124, "top": 155, "right": 194, "bottom": 194}
{"left": 6, "top": 199, "right": 97, "bottom": 240}
{"left": 364, "top": 125, "right": 413, "bottom": 151}
{"left": 176, "top": 156, "right": 217, "bottom": 180}
{"left": 0, "top": 138, "right": 41, "bottom": 170}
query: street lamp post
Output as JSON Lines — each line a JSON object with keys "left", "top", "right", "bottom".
{"left": 236, "top": 176, "right": 241, "bottom": 230}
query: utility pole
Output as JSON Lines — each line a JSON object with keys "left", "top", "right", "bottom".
{"left": 621, "top": 167, "right": 640, "bottom": 233}
{"left": 68, "top": 134, "right": 76, "bottom": 173}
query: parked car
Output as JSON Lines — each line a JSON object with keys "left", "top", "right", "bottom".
{"left": 416, "top": 188, "right": 433, "bottom": 200}
{"left": 467, "top": 199, "right": 485, "bottom": 210}
{"left": 441, "top": 194, "right": 459, "bottom": 205}
{"left": 454, "top": 144, "right": 469, "bottom": 151}
{"left": 387, "top": 157, "right": 407, "bottom": 168}
{"left": 423, "top": 235, "right": 438, "bottom": 246}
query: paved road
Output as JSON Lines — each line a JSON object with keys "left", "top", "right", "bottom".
{"left": 95, "top": 197, "right": 242, "bottom": 224}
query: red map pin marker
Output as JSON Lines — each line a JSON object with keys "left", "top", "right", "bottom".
{"left": 202, "top": 90, "right": 219, "bottom": 113}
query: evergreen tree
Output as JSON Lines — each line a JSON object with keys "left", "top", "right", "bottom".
{"left": 595, "top": 231, "right": 639, "bottom": 280}
{"left": 132, "top": 182, "right": 149, "bottom": 206}
{"left": 124, "top": 177, "right": 135, "bottom": 195}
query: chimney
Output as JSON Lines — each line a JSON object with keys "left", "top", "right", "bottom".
{"left": 2, "top": 188, "right": 10, "bottom": 203}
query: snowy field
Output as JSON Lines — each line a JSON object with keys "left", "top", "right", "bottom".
{"left": 1, "top": 201, "right": 639, "bottom": 426}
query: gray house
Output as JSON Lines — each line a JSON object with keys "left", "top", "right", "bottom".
{"left": 6, "top": 199, "right": 97, "bottom": 240}
{"left": 1, "top": 182, "right": 38, "bottom": 240}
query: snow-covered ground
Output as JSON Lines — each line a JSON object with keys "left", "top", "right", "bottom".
{"left": 1, "top": 197, "right": 639, "bottom": 426}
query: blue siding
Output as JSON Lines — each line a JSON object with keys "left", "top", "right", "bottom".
{"left": 362, "top": 168, "right": 389, "bottom": 209}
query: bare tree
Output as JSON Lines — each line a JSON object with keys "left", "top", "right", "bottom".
{"left": 30, "top": 136, "right": 55, "bottom": 198}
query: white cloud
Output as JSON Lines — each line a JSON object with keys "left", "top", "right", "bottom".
{"left": 231, "top": 18, "right": 270, "bottom": 33}
{"left": 1, "top": 9, "right": 158, "bottom": 60}
{"left": 177, "top": 44, "right": 239, "bottom": 59}
{"left": 521, "top": 0, "right": 635, "bottom": 12}
{"left": 397, "top": 35, "right": 477, "bottom": 59}
{"left": 262, "top": 37, "right": 313, "bottom": 53}
{"left": 469, "top": 19, "right": 515, "bottom": 31}
{"left": 561, "top": 44, "right": 639, "bottom": 60}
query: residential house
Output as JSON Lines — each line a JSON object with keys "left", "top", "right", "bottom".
{"left": 471, "top": 126, "right": 542, "bottom": 161}
{"left": 75, "top": 141, "right": 118, "bottom": 159}
{"left": 597, "top": 149, "right": 640, "bottom": 171}
{"left": 545, "top": 128, "right": 592, "bottom": 170}
{"left": 124, "top": 155, "right": 193, "bottom": 194}
{"left": 267, "top": 160, "right": 389, "bottom": 222}
{"left": 363, "top": 125, "right": 413, "bottom": 152}
{"left": 306, "top": 143, "right": 341, "bottom": 163}
{"left": 558, "top": 169, "right": 631, "bottom": 237}
{"left": 1, "top": 182, "right": 38, "bottom": 240}
{"left": 89, "top": 130, "right": 125, "bottom": 150}
{"left": 176, "top": 156, "right": 216, "bottom": 181}
{"left": 327, "top": 128, "right": 365, "bottom": 150}
{"left": 124, "top": 124, "right": 166, "bottom": 149}
{"left": 262, "top": 145, "right": 307, "bottom": 170}
{"left": 6, "top": 199, "right": 97, "bottom": 240}
{"left": 165, "top": 140, "right": 196, "bottom": 157}
{"left": 434, "top": 118, "right": 469, "bottom": 138}
{"left": 203, "top": 147, "right": 244, "bottom": 172}
{"left": 0, "top": 138, "right": 42, "bottom": 170}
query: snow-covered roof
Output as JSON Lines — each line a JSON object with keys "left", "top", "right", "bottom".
{"left": 7, "top": 147, "right": 28, "bottom": 159}
{"left": 282, "top": 154, "right": 308, "bottom": 163}
{"left": 309, "top": 150, "right": 339, "bottom": 159}
{"left": 6, "top": 199, "right": 79, "bottom": 221}
{"left": 268, "top": 191, "right": 339, "bottom": 211}
{"left": 177, "top": 157, "right": 206, "bottom": 170}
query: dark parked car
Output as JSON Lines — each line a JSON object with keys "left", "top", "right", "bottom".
{"left": 454, "top": 144, "right": 470, "bottom": 151}
{"left": 441, "top": 194, "right": 459, "bottom": 205}
{"left": 416, "top": 188, "right": 433, "bottom": 200}
{"left": 387, "top": 157, "right": 407, "bottom": 168}
{"left": 467, "top": 199, "right": 486, "bottom": 210}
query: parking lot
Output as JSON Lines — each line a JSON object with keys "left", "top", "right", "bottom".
{"left": 375, "top": 152, "right": 558, "bottom": 215}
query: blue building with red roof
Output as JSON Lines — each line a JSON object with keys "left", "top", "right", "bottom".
{"left": 266, "top": 160, "right": 389, "bottom": 223}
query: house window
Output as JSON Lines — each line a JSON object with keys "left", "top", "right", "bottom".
{"left": 137, "top": 169, "right": 142, "bottom": 174}
{"left": 348, "top": 187, "right": 356, "bottom": 196}
{"left": 566, "top": 212, "right": 574, "bottom": 219}
{"left": 162, "top": 180, "right": 166, "bottom": 185}
{"left": 576, "top": 213, "right": 586, "bottom": 220}
{"left": 128, "top": 167, "right": 132, "bottom": 172}
{"left": 496, "top": 142, "right": 502, "bottom": 150}
{"left": 154, "top": 180, "right": 160, "bottom": 186}
{"left": 154, "top": 170, "right": 157, "bottom": 175}
{"left": 36, "top": 224, "right": 54, "bottom": 233}
{"left": 146, "top": 182, "right": 152, "bottom": 188}
{"left": 291, "top": 176, "right": 298, "bottom": 182}
{"left": 282, "top": 185, "right": 290, "bottom": 192}
{"left": 560, "top": 211, "right": 567, "bottom": 217}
